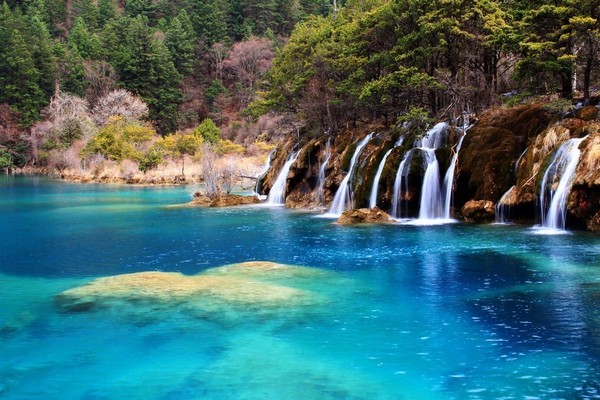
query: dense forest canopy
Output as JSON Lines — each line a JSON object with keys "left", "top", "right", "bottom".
{"left": 0, "top": 0, "right": 599, "bottom": 170}
{"left": 252, "top": 0, "right": 600, "bottom": 132}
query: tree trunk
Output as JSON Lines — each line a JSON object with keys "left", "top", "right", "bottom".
{"left": 560, "top": 70, "right": 573, "bottom": 99}
{"left": 583, "top": 47, "right": 594, "bottom": 101}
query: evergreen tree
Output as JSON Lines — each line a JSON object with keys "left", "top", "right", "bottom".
{"left": 68, "top": 16, "right": 102, "bottom": 59}
{"left": 190, "top": 0, "right": 229, "bottom": 45}
{"left": 165, "top": 10, "right": 195, "bottom": 75}
{"left": 97, "top": 0, "right": 116, "bottom": 28}
{"left": 111, "top": 16, "right": 182, "bottom": 133}
{"left": 27, "top": 13, "right": 56, "bottom": 98}
{"left": 515, "top": 1, "right": 574, "bottom": 98}
{"left": 55, "top": 42, "right": 89, "bottom": 96}
{"left": 1, "top": 29, "right": 46, "bottom": 125}
{"left": 125, "top": 0, "right": 158, "bottom": 24}
{"left": 74, "top": 0, "right": 100, "bottom": 30}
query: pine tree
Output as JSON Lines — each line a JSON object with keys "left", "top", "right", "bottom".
{"left": 2, "top": 29, "right": 46, "bottom": 125}
{"left": 54, "top": 41, "right": 89, "bottom": 96}
{"left": 68, "top": 16, "right": 102, "bottom": 59}
{"left": 27, "top": 12, "right": 57, "bottom": 97}
{"left": 190, "top": 0, "right": 229, "bottom": 45}
{"left": 165, "top": 10, "right": 195, "bottom": 75}
{"left": 112, "top": 16, "right": 182, "bottom": 133}
{"left": 97, "top": 0, "right": 116, "bottom": 28}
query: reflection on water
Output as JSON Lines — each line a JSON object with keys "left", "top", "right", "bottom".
{"left": 1, "top": 176, "right": 600, "bottom": 399}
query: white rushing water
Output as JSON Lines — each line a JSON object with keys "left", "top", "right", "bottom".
{"left": 254, "top": 148, "right": 275, "bottom": 195}
{"left": 266, "top": 151, "right": 299, "bottom": 205}
{"left": 317, "top": 138, "right": 331, "bottom": 205}
{"left": 539, "top": 137, "right": 587, "bottom": 231}
{"left": 495, "top": 185, "right": 515, "bottom": 224}
{"left": 416, "top": 122, "right": 449, "bottom": 220}
{"left": 327, "top": 133, "right": 373, "bottom": 216}
{"left": 369, "top": 137, "right": 403, "bottom": 208}
{"left": 391, "top": 149, "right": 414, "bottom": 218}
{"left": 442, "top": 125, "right": 469, "bottom": 219}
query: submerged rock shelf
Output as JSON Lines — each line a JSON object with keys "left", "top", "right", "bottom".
{"left": 55, "top": 261, "right": 343, "bottom": 325}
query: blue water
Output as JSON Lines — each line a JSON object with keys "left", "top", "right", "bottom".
{"left": 1, "top": 175, "right": 600, "bottom": 399}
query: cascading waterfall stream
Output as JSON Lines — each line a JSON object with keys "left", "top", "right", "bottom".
{"left": 266, "top": 151, "right": 299, "bottom": 205}
{"left": 442, "top": 124, "right": 469, "bottom": 219}
{"left": 327, "top": 133, "right": 373, "bottom": 216}
{"left": 391, "top": 149, "right": 414, "bottom": 218}
{"left": 254, "top": 148, "right": 275, "bottom": 194}
{"left": 416, "top": 122, "right": 449, "bottom": 220}
{"left": 369, "top": 137, "right": 403, "bottom": 208}
{"left": 418, "top": 149, "right": 444, "bottom": 219}
{"left": 539, "top": 137, "right": 587, "bottom": 231}
{"left": 495, "top": 185, "right": 515, "bottom": 224}
{"left": 317, "top": 138, "right": 331, "bottom": 205}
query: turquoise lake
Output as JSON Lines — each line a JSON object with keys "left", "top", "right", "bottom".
{"left": 1, "top": 175, "right": 600, "bottom": 399}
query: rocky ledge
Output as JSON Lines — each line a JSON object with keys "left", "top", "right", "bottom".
{"left": 191, "top": 193, "right": 261, "bottom": 207}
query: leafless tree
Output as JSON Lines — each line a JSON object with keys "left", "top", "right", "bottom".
{"left": 210, "top": 43, "right": 229, "bottom": 83}
{"left": 92, "top": 89, "right": 149, "bottom": 125}
{"left": 84, "top": 61, "right": 118, "bottom": 106}
{"left": 200, "top": 144, "right": 221, "bottom": 197}
{"left": 223, "top": 37, "right": 274, "bottom": 106}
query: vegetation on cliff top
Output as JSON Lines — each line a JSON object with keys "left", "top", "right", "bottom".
{"left": 252, "top": 0, "right": 600, "bottom": 133}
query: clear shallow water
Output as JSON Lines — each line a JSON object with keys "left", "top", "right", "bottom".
{"left": 1, "top": 175, "right": 600, "bottom": 399}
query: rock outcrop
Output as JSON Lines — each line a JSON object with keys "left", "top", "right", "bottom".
{"left": 337, "top": 207, "right": 394, "bottom": 225}
{"left": 191, "top": 193, "right": 261, "bottom": 207}
{"left": 461, "top": 200, "right": 496, "bottom": 223}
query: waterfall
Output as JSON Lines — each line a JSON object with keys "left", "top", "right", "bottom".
{"left": 317, "top": 138, "right": 331, "bottom": 205}
{"left": 369, "top": 137, "right": 403, "bottom": 208}
{"left": 391, "top": 149, "right": 414, "bottom": 218}
{"left": 442, "top": 125, "right": 469, "bottom": 219}
{"left": 327, "top": 133, "right": 373, "bottom": 216}
{"left": 266, "top": 151, "right": 299, "bottom": 205}
{"left": 495, "top": 185, "right": 515, "bottom": 224}
{"left": 416, "top": 122, "right": 449, "bottom": 220}
{"left": 539, "top": 137, "right": 586, "bottom": 230}
{"left": 254, "top": 148, "right": 275, "bottom": 194}
{"left": 418, "top": 149, "right": 444, "bottom": 219}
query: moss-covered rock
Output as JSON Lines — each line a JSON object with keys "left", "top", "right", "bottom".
{"left": 455, "top": 105, "right": 552, "bottom": 206}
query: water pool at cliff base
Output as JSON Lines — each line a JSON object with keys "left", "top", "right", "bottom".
{"left": 1, "top": 176, "right": 600, "bottom": 399}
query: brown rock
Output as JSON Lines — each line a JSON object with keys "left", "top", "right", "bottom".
{"left": 576, "top": 106, "right": 599, "bottom": 121}
{"left": 461, "top": 200, "right": 496, "bottom": 223}
{"left": 191, "top": 193, "right": 261, "bottom": 207}
{"left": 336, "top": 207, "right": 394, "bottom": 225}
{"left": 587, "top": 211, "right": 600, "bottom": 233}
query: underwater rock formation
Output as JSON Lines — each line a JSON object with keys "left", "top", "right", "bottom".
{"left": 54, "top": 262, "right": 336, "bottom": 323}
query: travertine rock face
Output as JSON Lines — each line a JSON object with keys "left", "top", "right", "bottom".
{"left": 260, "top": 104, "right": 600, "bottom": 231}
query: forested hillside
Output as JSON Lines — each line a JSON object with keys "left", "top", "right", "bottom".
{"left": 253, "top": 0, "right": 600, "bottom": 133}
{"left": 0, "top": 0, "right": 335, "bottom": 170}
{"left": 0, "top": 0, "right": 599, "bottom": 175}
